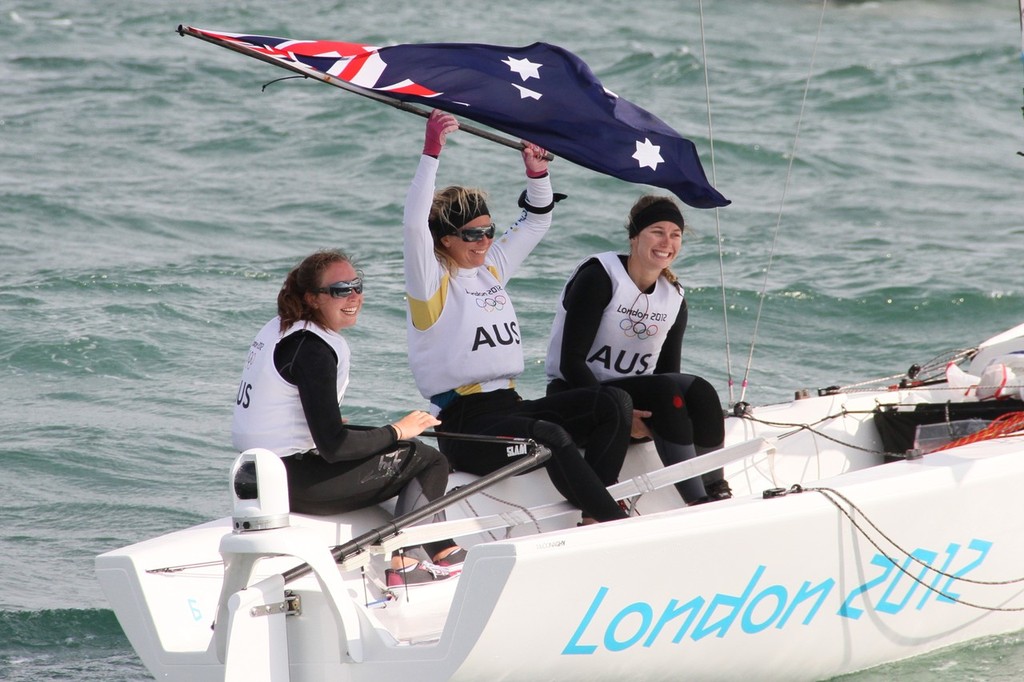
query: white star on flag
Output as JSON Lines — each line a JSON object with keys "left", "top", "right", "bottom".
{"left": 512, "top": 84, "right": 542, "bottom": 100}
{"left": 503, "top": 56, "right": 542, "bottom": 81}
{"left": 632, "top": 138, "right": 664, "bottom": 170}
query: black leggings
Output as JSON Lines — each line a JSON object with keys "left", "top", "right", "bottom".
{"left": 437, "top": 388, "right": 632, "bottom": 522}
{"left": 282, "top": 440, "right": 454, "bottom": 558}
{"left": 549, "top": 373, "right": 723, "bottom": 447}
{"left": 606, "top": 373, "right": 724, "bottom": 448}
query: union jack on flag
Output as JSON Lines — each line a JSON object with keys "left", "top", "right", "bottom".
{"left": 183, "top": 27, "right": 729, "bottom": 209}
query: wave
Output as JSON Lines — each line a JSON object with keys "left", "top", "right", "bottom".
{"left": 0, "top": 608, "right": 125, "bottom": 650}
{"left": 0, "top": 609, "right": 149, "bottom": 682}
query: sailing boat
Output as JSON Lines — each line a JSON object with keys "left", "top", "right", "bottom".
{"left": 96, "top": 14, "right": 1024, "bottom": 682}
{"left": 96, "top": 324, "right": 1024, "bottom": 682}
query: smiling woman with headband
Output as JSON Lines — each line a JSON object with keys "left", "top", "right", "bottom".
{"left": 545, "top": 195, "right": 732, "bottom": 506}
{"left": 231, "top": 249, "right": 465, "bottom": 591}
{"left": 401, "top": 109, "right": 634, "bottom": 526}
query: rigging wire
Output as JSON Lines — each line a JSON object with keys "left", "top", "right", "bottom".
{"left": 737, "top": 0, "right": 830, "bottom": 405}
{"left": 696, "top": 1, "right": 736, "bottom": 405}
{"left": 1019, "top": 0, "right": 1024, "bottom": 155}
{"left": 797, "top": 485, "right": 1024, "bottom": 612}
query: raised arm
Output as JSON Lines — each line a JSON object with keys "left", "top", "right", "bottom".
{"left": 403, "top": 110, "right": 458, "bottom": 316}
{"left": 486, "top": 141, "right": 554, "bottom": 280}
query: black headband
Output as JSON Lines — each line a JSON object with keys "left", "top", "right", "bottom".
{"left": 627, "top": 202, "right": 685, "bottom": 237}
{"left": 431, "top": 196, "right": 491, "bottom": 237}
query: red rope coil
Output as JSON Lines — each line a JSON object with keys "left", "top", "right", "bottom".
{"left": 935, "top": 411, "right": 1024, "bottom": 452}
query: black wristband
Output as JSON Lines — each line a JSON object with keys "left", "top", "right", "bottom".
{"left": 517, "top": 190, "right": 568, "bottom": 214}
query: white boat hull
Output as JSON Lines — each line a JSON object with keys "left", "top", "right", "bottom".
{"left": 96, "top": 325, "right": 1024, "bottom": 681}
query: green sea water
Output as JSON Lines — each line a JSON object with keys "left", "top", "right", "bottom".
{"left": 2, "top": 0, "right": 1023, "bottom": 679}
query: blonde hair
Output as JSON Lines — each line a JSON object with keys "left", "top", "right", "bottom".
{"left": 429, "top": 186, "right": 490, "bottom": 273}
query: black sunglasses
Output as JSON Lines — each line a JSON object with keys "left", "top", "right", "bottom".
{"left": 455, "top": 223, "right": 496, "bottom": 242}
{"left": 314, "top": 277, "right": 364, "bottom": 298}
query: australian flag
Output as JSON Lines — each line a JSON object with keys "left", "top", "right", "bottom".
{"left": 183, "top": 27, "right": 729, "bottom": 209}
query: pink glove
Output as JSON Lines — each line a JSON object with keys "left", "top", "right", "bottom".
{"left": 521, "top": 141, "right": 550, "bottom": 177}
{"left": 423, "top": 109, "right": 459, "bottom": 157}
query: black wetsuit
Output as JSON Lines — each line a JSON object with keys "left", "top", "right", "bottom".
{"left": 547, "top": 257, "right": 725, "bottom": 453}
{"left": 437, "top": 385, "right": 633, "bottom": 522}
{"left": 275, "top": 331, "right": 453, "bottom": 556}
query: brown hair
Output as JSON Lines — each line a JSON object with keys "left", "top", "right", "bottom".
{"left": 625, "top": 195, "right": 687, "bottom": 286}
{"left": 277, "top": 249, "right": 352, "bottom": 333}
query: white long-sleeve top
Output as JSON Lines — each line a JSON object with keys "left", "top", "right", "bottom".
{"left": 403, "top": 154, "right": 553, "bottom": 408}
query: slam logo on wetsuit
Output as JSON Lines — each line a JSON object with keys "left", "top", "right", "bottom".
{"left": 505, "top": 442, "right": 529, "bottom": 457}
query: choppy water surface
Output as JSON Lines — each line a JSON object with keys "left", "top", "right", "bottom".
{"left": 2, "top": 1, "right": 1022, "bottom": 679}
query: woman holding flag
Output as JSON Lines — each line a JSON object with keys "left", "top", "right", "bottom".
{"left": 401, "top": 109, "right": 632, "bottom": 524}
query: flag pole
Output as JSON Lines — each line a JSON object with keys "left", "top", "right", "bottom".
{"left": 177, "top": 25, "right": 551, "bottom": 159}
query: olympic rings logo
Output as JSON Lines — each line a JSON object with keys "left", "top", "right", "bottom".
{"left": 476, "top": 295, "right": 507, "bottom": 312}
{"left": 620, "top": 317, "right": 658, "bottom": 340}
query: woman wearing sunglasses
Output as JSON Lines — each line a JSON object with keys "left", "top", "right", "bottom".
{"left": 545, "top": 195, "right": 731, "bottom": 505}
{"left": 401, "top": 109, "right": 633, "bottom": 524}
{"left": 232, "top": 249, "right": 465, "bottom": 588}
